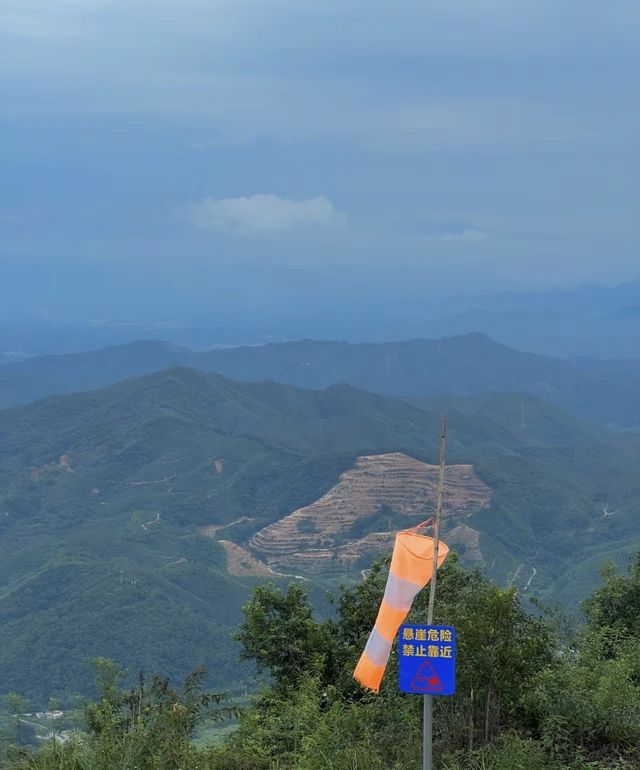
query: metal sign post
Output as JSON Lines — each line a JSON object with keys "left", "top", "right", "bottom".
{"left": 424, "top": 416, "right": 447, "bottom": 770}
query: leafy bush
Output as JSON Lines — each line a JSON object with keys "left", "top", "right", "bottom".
{"left": 442, "top": 734, "right": 602, "bottom": 770}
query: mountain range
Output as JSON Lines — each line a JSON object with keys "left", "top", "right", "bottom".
{"left": 1, "top": 366, "right": 640, "bottom": 700}
{"left": 4, "top": 279, "right": 640, "bottom": 358}
{"left": 2, "top": 334, "right": 640, "bottom": 429}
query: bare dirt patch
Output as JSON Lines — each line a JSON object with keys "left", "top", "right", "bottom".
{"left": 198, "top": 517, "right": 254, "bottom": 539}
{"left": 31, "top": 453, "right": 73, "bottom": 480}
{"left": 219, "top": 540, "right": 280, "bottom": 577}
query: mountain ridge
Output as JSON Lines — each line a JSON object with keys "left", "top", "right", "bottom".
{"left": 1, "top": 334, "right": 640, "bottom": 428}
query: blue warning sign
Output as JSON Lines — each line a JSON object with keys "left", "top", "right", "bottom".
{"left": 398, "top": 624, "right": 456, "bottom": 695}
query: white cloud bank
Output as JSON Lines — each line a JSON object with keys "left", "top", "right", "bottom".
{"left": 189, "top": 194, "right": 347, "bottom": 234}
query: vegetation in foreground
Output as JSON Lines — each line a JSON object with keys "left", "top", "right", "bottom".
{"left": 3, "top": 552, "right": 640, "bottom": 769}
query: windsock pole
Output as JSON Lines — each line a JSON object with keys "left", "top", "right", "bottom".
{"left": 424, "top": 415, "right": 447, "bottom": 770}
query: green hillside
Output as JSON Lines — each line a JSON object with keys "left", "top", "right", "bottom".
{"left": 1, "top": 368, "right": 640, "bottom": 701}
{"left": 2, "top": 335, "right": 640, "bottom": 428}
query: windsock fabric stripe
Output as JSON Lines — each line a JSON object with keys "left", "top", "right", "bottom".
{"left": 363, "top": 627, "right": 393, "bottom": 666}
{"left": 383, "top": 573, "right": 423, "bottom": 612}
{"left": 375, "top": 601, "right": 410, "bottom": 641}
{"left": 353, "top": 530, "right": 449, "bottom": 693}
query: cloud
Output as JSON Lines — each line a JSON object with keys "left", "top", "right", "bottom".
{"left": 440, "top": 228, "right": 489, "bottom": 242}
{"left": 420, "top": 217, "right": 491, "bottom": 242}
{"left": 189, "top": 194, "right": 347, "bottom": 234}
{"left": 2, "top": 0, "right": 639, "bottom": 286}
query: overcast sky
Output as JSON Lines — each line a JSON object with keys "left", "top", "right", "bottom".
{"left": 1, "top": 0, "right": 639, "bottom": 323}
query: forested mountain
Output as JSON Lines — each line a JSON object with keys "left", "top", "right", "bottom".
{"left": 1, "top": 367, "right": 640, "bottom": 700}
{"left": 2, "top": 334, "right": 640, "bottom": 428}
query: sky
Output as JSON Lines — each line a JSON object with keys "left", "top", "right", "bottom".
{"left": 1, "top": 0, "right": 639, "bottom": 327}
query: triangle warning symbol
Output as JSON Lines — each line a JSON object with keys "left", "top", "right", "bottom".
{"left": 410, "top": 660, "right": 443, "bottom": 692}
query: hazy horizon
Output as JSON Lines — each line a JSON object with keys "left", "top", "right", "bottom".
{"left": 3, "top": 0, "right": 640, "bottom": 334}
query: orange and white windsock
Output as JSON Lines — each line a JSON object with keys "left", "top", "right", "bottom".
{"left": 353, "top": 524, "right": 449, "bottom": 692}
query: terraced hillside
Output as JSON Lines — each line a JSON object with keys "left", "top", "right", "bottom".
{"left": 249, "top": 453, "right": 491, "bottom": 571}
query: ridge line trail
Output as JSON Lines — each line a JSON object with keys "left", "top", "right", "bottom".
{"left": 128, "top": 475, "right": 174, "bottom": 487}
{"left": 509, "top": 563, "right": 523, "bottom": 586}
{"left": 523, "top": 566, "right": 537, "bottom": 591}
{"left": 142, "top": 513, "right": 160, "bottom": 532}
{"left": 198, "top": 517, "right": 254, "bottom": 536}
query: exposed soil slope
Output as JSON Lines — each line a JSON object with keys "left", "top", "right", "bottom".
{"left": 249, "top": 452, "right": 491, "bottom": 570}
{"left": 218, "top": 540, "right": 279, "bottom": 577}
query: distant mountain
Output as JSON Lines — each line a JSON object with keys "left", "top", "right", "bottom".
{"left": 444, "top": 279, "right": 640, "bottom": 316}
{"left": 0, "top": 339, "right": 193, "bottom": 404}
{"left": 421, "top": 309, "right": 640, "bottom": 358}
{"left": 0, "top": 319, "right": 240, "bottom": 358}
{"left": 1, "top": 367, "right": 640, "bottom": 700}
{"left": 421, "top": 280, "right": 640, "bottom": 357}
{"left": 1, "top": 334, "right": 640, "bottom": 428}
{"left": 3, "top": 279, "right": 640, "bottom": 359}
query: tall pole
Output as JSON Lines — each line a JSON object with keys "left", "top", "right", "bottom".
{"left": 423, "top": 415, "right": 447, "bottom": 770}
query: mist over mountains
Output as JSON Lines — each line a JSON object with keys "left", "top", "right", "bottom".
{"left": 3, "top": 279, "right": 640, "bottom": 359}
